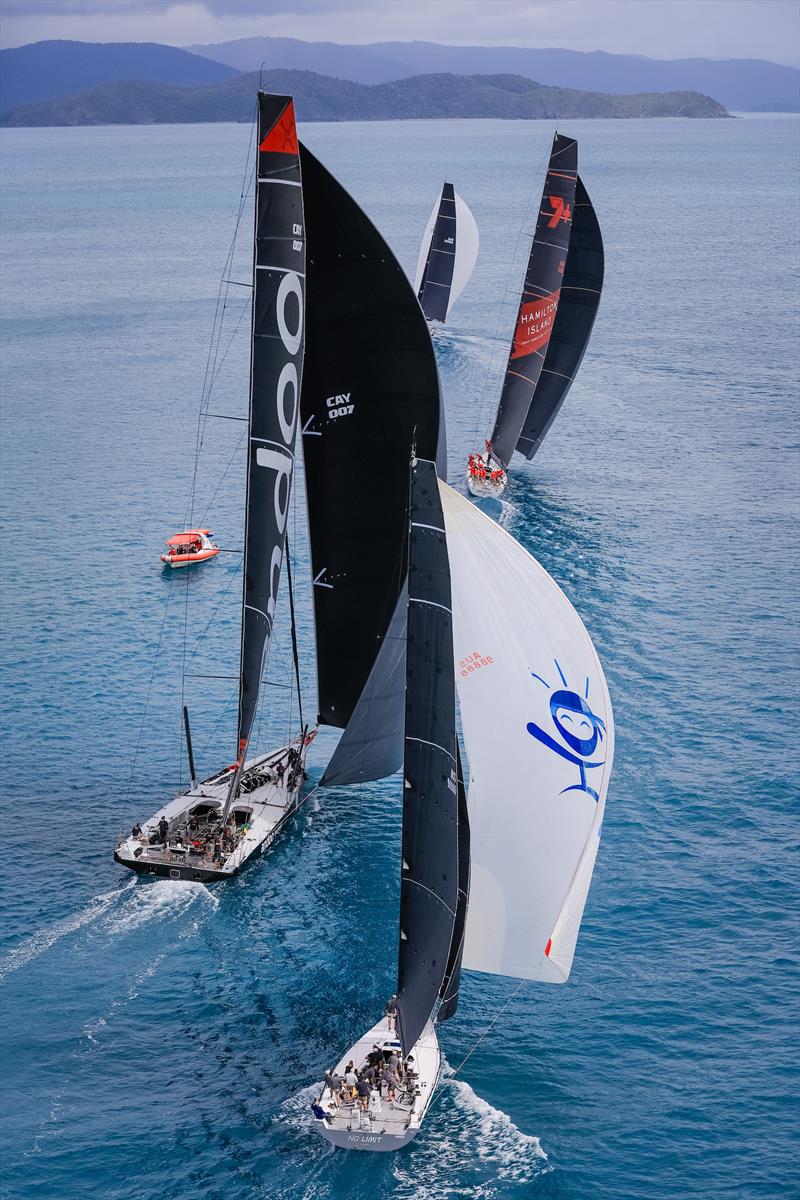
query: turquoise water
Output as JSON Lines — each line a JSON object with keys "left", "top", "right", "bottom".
{"left": 1, "top": 115, "right": 798, "bottom": 1199}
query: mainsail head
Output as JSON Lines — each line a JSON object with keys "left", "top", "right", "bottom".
{"left": 236, "top": 93, "right": 305, "bottom": 764}
{"left": 440, "top": 482, "right": 614, "bottom": 984}
{"left": 516, "top": 175, "right": 604, "bottom": 460}
{"left": 415, "top": 183, "right": 479, "bottom": 323}
{"left": 396, "top": 458, "right": 460, "bottom": 1057}
{"left": 489, "top": 133, "right": 577, "bottom": 468}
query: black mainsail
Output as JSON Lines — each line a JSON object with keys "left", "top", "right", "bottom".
{"left": 437, "top": 746, "right": 470, "bottom": 1023}
{"left": 396, "top": 457, "right": 460, "bottom": 1057}
{"left": 234, "top": 93, "right": 305, "bottom": 783}
{"left": 516, "top": 175, "right": 604, "bottom": 460}
{"left": 416, "top": 182, "right": 457, "bottom": 323}
{"left": 488, "top": 133, "right": 577, "bottom": 468}
{"left": 298, "top": 144, "right": 444, "bottom": 771}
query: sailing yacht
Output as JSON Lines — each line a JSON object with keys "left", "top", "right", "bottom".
{"left": 115, "top": 92, "right": 312, "bottom": 882}
{"left": 415, "top": 182, "right": 479, "bottom": 325}
{"left": 312, "top": 467, "right": 614, "bottom": 1149}
{"left": 116, "top": 92, "right": 446, "bottom": 883}
{"left": 313, "top": 458, "right": 468, "bottom": 1151}
{"left": 467, "top": 133, "right": 604, "bottom": 497}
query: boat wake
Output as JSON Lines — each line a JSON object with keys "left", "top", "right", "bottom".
{"left": 0, "top": 878, "right": 218, "bottom": 983}
{"left": 0, "top": 881, "right": 134, "bottom": 982}
{"left": 103, "top": 878, "right": 218, "bottom": 935}
{"left": 391, "top": 1069, "right": 549, "bottom": 1198}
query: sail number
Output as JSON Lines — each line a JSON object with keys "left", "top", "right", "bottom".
{"left": 326, "top": 392, "right": 354, "bottom": 420}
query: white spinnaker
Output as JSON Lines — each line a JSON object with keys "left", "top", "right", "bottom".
{"left": 414, "top": 196, "right": 440, "bottom": 295}
{"left": 446, "top": 191, "right": 479, "bottom": 318}
{"left": 439, "top": 483, "right": 613, "bottom": 984}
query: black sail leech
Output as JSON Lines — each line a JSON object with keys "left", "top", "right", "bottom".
{"left": 236, "top": 93, "right": 305, "bottom": 764}
{"left": 298, "top": 143, "right": 443, "bottom": 734}
{"left": 396, "top": 458, "right": 459, "bottom": 1058}
{"left": 489, "top": 133, "right": 577, "bottom": 468}
{"left": 417, "top": 182, "right": 457, "bottom": 323}
{"left": 516, "top": 175, "right": 604, "bottom": 460}
{"left": 437, "top": 745, "right": 470, "bottom": 1023}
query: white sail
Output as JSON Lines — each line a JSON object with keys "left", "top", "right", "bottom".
{"left": 414, "top": 196, "right": 440, "bottom": 295}
{"left": 439, "top": 482, "right": 613, "bottom": 984}
{"left": 446, "top": 191, "right": 479, "bottom": 319}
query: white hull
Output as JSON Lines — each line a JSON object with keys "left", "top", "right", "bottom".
{"left": 312, "top": 1017, "right": 440, "bottom": 1151}
{"left": 114, "top": 737, "right": 310, "bottom": 882}
{"left": 466, "top": 466, "right": 507, "bottom": 499}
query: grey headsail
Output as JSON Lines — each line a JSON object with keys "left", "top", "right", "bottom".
{"left": 234, "top": 93, "right": 305, "bottom": 774}
{"left": 488, "top": 133, "right": 577, "bottom": 468}
{"left": 437, "top": 745, "right": 470, "bottom": 1023}
{"left": 396, "top": 457, "right": 459, "bottom": 1058}
{"left": 516, "top": 175, "right": 604, "bottom": 460}
{"left": 416, "top": 182, "right": 457, "bottom": 323}
{"left": 298, "top": 143, "right": 444, "bottom": 773}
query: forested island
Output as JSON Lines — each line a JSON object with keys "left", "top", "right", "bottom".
{"left": 0, "top": 68, "right": 729, "bottom": 126}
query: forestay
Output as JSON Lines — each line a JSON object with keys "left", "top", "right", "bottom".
{"left": 516, "top": 176, "right": 604, "bottom": 460}
{"left": 396, "top": 458, "right": 460, "bottom": 1056}
{"left": 298, "top": 143, "right": 444, "bottom": 767}
{"left": 489, "top": 133, "right": 577, "bottom": 468}
{"left": 415, "top": 183, "right": 479, "bottom": 323}
{"left": 235, "top": 92, "right": 305, "bottom": 768}
{"left": 439, "top": 482, "right": 613, "bottom": 984}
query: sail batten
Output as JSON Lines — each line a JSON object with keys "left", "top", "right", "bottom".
{"left": 235, "top": 93, "right": 305, "bottom": 767}
{"left": 396, "top": 459, "right": 459, "bottom": 1057}
{"left": 489, "top": 133, "right": 577, "bottom": 467}
{"left": 439, "top": 480, "right": 613, "bottom": 985}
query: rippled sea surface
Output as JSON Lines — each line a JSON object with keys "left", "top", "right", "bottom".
{"left": 1, "top": 115, "right": 798, "bottom": 1200}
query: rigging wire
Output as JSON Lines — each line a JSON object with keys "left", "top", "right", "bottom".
{"left": 123, "top": 573, "right": 176, "bottom": 818}
{"left": 428, "top": 979, "right": 527, "bottom": 1110}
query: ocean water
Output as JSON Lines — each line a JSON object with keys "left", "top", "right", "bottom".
{"left": 1, "top": 114, "right": 798, "bottom": 1199}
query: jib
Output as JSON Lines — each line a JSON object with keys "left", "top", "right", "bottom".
{"left": 326, "top": 392, "right": 354, "bottom": 419}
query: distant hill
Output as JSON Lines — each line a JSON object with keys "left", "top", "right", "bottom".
{"left": 190, "top": 36, "right": 800, "bottom": 112}
{"left": 0, "top": 40, "right": 239, "bottom": 114}
{"left": 0, "top": 69, "right": 729, "bottom": 128}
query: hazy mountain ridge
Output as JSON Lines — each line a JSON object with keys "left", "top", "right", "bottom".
{"left": 189, "top": 36, "right": 800, "bottom": 111}
{"left": 0, "top": 68, "right": 729, "bottom": 127}
{"left": 0, "top": 39, "right": 239, "bottom": 114}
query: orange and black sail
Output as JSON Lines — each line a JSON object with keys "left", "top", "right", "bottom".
{"left": 489, "top": 133, "right": 577, "bottom": 468}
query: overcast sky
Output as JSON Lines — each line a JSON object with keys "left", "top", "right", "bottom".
{"left": 0, "top": 0, "right": 798, "bottom": 65}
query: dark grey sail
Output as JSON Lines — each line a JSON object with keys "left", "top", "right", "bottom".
{"left": 437, "top": 746, "right": 470, "bottom": 1023}
{"left": 298, "top": 144, "right": 444, "bottom": 778}
{"left": 516, "top": 175, "right": 604, "bottom": 460}
{"left": 396, "top": 457, "right": 459, "bottom": 1058}
{"left": 417, "top": 182, "right": 457, "bottom": 323}
{"left": 488, "top": 133, "right": 577, "bottom": 468}
{"left": 235, "top": 93, "right": 305, "bottom": 771}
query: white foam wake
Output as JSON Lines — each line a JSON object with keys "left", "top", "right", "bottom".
{"left": 391, "top": 1069, "right": 548, "bottom": 1198}
{"left": 102, "top": 878, "right": 218, "bottom": 935}
{"left": 0, "top": 880, "right": 134, "bottom": 982}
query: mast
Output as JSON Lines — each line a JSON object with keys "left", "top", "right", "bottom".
{"left": 516, "top": 175, "right": 604, "bottom": 460}
{"left": 488, "top": 133, "right": 577, "bottom": 468}
{"left": 225, "top": 92, "right": 305, "bottom": 818}
{"left": 297, "top": 143, "right": 444, "bottom": 783}
{"left": 395, "top": 457, "right": 460, "bottom": 1058}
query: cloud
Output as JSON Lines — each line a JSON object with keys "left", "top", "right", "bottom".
{"left": 0, "top": 0, "right": 797, "bottom": 65}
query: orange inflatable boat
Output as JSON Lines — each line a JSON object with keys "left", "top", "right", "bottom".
{"left": 161, "top": 529, "right": 220, "bottom": 568}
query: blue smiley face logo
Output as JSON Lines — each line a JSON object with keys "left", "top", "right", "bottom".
{"left": 527, "top": 663, "right": 606, "bottom": 802}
